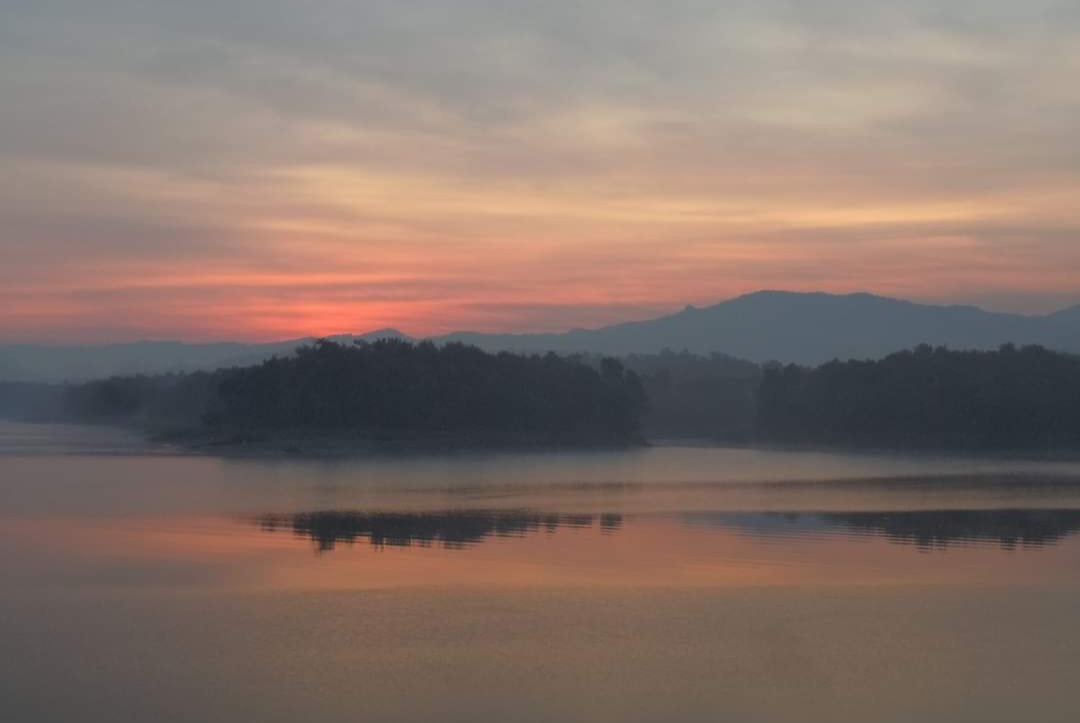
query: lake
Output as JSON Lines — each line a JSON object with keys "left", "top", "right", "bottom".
{"left": 2, "top": 420, "right": 1080, "bottom": 722}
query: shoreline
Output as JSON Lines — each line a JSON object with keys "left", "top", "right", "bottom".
{"left": 152, "top": 427, "right": 649, "bottom": 458}
{"left": 6, "top": 417, "right": 1080, "bottom": 463}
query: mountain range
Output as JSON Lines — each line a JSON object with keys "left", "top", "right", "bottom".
{"left": 3, "top": 291, "right": 1079, "bottom": 382}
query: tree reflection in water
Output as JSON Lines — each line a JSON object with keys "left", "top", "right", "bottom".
{"left": 821, "top": 509, "right": 1080, "bottom": 550}
{"left": 686, "top": 509, "right": 1080, "bottom": 551}
{"left": 257, "top": 509, "right": 623, "bottom": 552}
{"left": 259, "top": 507, "right": 1080, "bottom": 555}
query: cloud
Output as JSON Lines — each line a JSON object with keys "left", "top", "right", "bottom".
{"left": 2, "top": 0, "right": 1079, "bottom": 340}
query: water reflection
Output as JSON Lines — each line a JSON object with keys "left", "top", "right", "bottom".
{"left": 258, "top": 506, "right": 1080, "bottom": 555}
{"left": 688, "top": 508, "right": 1080, "bottom": 550}
{"left": 257, "top": 510, "right": 624, "bottom": 551}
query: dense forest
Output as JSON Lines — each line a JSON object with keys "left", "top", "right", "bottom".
{"left": 618, "top": 350, "right": 759, "bottom": 440}
{"left": 63, "top": 339, "right": 648, "bottom": 447}
{"left": 757, "top": 344, "right": 1080, "bottom": 450}
{"left": 13, "top": 340, "right": 1080, "bottom": 453}
{"left": 565, "top": 350, "right": 759, "bottom": 439}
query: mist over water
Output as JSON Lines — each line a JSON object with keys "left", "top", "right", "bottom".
{"left": 3, "top": 422, "right": 1080, "bottom": 722}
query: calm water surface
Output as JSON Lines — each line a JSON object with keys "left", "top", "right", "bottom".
{"left": 2, "top": 421, "right": 1080, "bottom": 722}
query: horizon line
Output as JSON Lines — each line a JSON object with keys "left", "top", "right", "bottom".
{"left": 3, "top": 289, "right": 1079, "bottom": 348}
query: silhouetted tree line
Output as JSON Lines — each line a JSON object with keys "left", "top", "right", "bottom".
{"left": 65, "top": 339, "right": 648, "bottom": 445}
{"left": 615, "top": 349, "right": 758, "bottom": 380}
{"left": 54, "top": 341, "right": 1080, "bottom": 451}
{"left": 578, "top": 349, "right": 759, "bottom": 440}
{"left": 757, "top": 344, "right": 1080, "bottom": 450}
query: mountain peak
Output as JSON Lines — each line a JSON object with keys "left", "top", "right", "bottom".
{"left": 5, "top": 291, "right": 1080, "bottom": 382}
{"left": 430, "top": 290, "right": 1072, "bottom": 365}
{"left": 360, "top": 328, "right": 408, "bottom": 338}
{"left": 730, "top": 289, "right": 886, "bottom": 303}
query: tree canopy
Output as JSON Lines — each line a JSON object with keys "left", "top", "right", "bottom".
{"left": 756, "top": 344, "right": 1080, "bottom": 450}
{"left": 65, "top": 339, "right": 648, "bottom": 446}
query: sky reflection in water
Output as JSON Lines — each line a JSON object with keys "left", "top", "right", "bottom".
{"left": 5, "top": 424, "right": 1080, "bottom": 723}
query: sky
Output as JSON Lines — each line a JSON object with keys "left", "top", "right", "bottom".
{"left": 2, "top": 0, "right": 1079, "bottom": 342}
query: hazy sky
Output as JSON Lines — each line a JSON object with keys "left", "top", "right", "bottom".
{"left": 3, "top": 0, "right": 1079, "bottom": 341}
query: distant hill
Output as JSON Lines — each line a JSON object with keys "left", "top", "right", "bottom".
{"left": 3, "top": 291, "right": 1080, "bottom": 382}
{"left": 435, "top": 292, "right": 1080, "bottom": 365}
{"left": 0, "top": 329, "right": 410, "bottom": 383}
